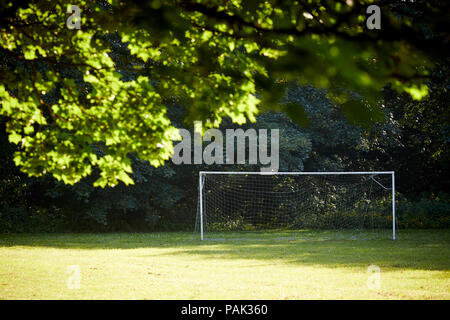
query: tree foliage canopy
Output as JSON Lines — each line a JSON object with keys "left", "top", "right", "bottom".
{"left": 0, "top": 0, "right": 448, "bottom": 186}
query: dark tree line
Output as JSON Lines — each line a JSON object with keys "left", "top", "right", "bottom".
{"left": 1, "top": 81, "right": 449, "bottom": 232}
{"left": 0, "top": 1, "right": 449, "bottom": 231}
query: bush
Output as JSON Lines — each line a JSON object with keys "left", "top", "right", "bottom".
{"left": 397, "top": 193, "right": 450, "bottom": 228}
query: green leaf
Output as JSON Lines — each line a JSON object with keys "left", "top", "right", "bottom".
{"left": 340, "top": 100, "right": 384, "bottom": 128}
{"left": 93, "top": 176, "right": 108, "bottom": 188}
{"left": 118, "top": 171, "right": 134, "bottom": 185}
{"left": 282, "top": 103, "right": 309, "bottom": 127}
{"left": 9, "top": 132, "right": 22, "bottom": 144}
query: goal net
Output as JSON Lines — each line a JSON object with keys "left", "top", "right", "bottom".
{"left": 196, "top": 172, "right": 396, "bottom": 240}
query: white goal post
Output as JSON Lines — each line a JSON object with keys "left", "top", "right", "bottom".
{"left": 197, "top": 171, "right": 396, "bottom": 240}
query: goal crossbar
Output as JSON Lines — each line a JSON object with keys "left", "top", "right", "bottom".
{"left": 200, "top": 171, "right": 395, "bottom": 175}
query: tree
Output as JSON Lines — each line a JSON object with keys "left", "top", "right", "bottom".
{"left": 1, "top": 81, "right": 448, "bottom": 232}
{"left": 0, "top": 0, "right": 448, "bottom": 186}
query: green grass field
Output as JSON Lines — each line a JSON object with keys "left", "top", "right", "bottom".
{"left": 0, "top": 230, "right": 449, "bottom": 299}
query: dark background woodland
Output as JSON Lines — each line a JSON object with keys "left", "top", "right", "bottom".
{"left": 1, "top": 81, "right": 449, "bottom": 232}
{"left": 0, "top": 1, "right": 449, "bottom": 232}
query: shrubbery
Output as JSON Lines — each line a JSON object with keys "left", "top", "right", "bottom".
{"left": 1, "top": 186, "right": 449, "bottom": 234}
{"left": 1, "top": 82, "right": 449, "bottom": 233}
{"left": 198, "top": 193, "right": 450, "bottom": 233}
{"left": 397, "top": 193, "right": 450, "bottom": 228}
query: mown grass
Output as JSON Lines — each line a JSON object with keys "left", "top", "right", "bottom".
{"left": 0, "top": 229, "right": 449, "bottom": 299}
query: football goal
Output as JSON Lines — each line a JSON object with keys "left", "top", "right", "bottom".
{"left": 196, "top": 171, "right": 396, "bottom": 240}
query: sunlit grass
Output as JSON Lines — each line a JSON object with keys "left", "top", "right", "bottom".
{"left": 0, "top": 230, "right": 449, "bottom": 299}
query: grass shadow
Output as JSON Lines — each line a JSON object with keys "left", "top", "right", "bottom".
{"left": 0, "top": 230, "right": 449, "bottom": 271}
